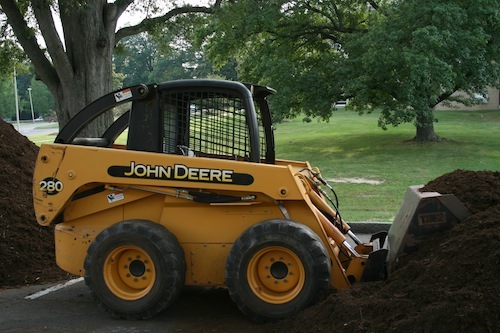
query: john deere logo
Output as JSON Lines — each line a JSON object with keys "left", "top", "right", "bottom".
{"left": 108, "top": 161, "right": 254, "bottom": 185}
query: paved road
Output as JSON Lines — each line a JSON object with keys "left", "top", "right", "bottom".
{"left": 8, "top": 121, "right": 59, "bottom": 137}
{"left": 0, "top": 280, "right": 265, "bottom": 333}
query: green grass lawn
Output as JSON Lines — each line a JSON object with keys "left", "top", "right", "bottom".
{"left": 274, "top": 109, "right": 499, "bottom": 222}
{"left": 27, "top": 109, "right": 499, "bottom": 222}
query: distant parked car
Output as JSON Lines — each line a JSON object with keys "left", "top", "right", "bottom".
{"left": 334, "top": 99, "right": 349, "bottom": 108}
{"left": 473, "top": 93, "right": 488, "bottom": 104}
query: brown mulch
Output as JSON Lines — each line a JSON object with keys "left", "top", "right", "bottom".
{"left": 0, "top": 120, "right": 70, "bottom": 287}
{"left": 421, "top": 169, "right": 500, "bottom": 214}
{"left": 269, "top": 170, "right": 499, "bottom": 333}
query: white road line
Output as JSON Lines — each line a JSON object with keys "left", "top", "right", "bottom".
{"left": 24, "top": 277, "right": 84, "bottom": 300}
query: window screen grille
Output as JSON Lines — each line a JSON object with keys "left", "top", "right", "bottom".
{"left": 255, "top": 104, "right": 267, "bottom": 161}
{"left": 162, "top": 91, "right": 263, "bottom": 161}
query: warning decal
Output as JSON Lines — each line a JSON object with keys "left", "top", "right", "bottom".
{"left": 114, "top": 88, "right": 133, "bottom": 102}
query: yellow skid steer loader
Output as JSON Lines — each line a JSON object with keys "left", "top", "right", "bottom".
{"left": 33, "top": 80, "right": 469, "bottom": 322}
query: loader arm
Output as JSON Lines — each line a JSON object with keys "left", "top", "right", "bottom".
{"left": 55, "top": 84, "right": 151, "bottom": 144}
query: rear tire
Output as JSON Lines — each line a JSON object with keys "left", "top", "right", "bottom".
{"left": 225, "top": 220, "right": 331, "bottom": 322}
{"left": 84, "top": 220, "right": 185, "bottom": 319}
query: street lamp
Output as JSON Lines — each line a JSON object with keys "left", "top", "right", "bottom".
{"left": 27, "top": 87, "right": 35, "bottom": 123}
{"left": 13, "top": 67, "right": 20, "bottom": 131}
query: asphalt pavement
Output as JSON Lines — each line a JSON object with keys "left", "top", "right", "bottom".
{"left": 0, "top": 224, "right": 391, "bottom": 333}
{"left": 0, "top": 280, "right": 264, "bottom": 333}
{"left": 8, "top": 121, "right": 58, "bottom": 138}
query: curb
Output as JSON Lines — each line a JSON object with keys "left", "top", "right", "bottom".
{"left": 348, "top": 221, "right": 392, "bottom": 234}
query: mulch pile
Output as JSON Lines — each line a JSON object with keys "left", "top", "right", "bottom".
{"left": 1, "top": 118, "right": 499, "bottom": 332}
{"left": 270, "top": 170, "right": 499, "bottom": 333}
{"left": 0, "top": 120, "right": 70, "bottom": 287}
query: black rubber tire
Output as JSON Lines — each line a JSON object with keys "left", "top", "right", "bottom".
{"left": 225, "top": 219, "right": 331, "bottom": 322}
{"left": 84, "top": 220, "right": 185, "bottom": 319}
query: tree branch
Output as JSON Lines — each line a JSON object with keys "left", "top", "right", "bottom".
{"left": 367, "top": 1, "right": 379, "bottom": 11}
{"left": 114, "top": 0, "right": 135, "bottom": 16}
{"left": 0, "top": 0, "right": 59, "bottom": 91}
{"left": 435, "top": 87, "right": 459, "bottom": 106}
{"left": 103, "top": 0, "right": 134, "bottom": 39}
{"left": 31, "top": 0, "right": 74, "bottom": 85}
{"left": 104, "top": 0, "right": 134, "bottom": 27}
{"left": 302, "top": 2, "right": 360, "bottom": 33}
{"left": 115, "top": 6, "right": 214, "bottom": 45}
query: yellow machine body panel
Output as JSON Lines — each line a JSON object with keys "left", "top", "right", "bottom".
{"left": 35, "top": 143, "right": 354, "bottom": 288}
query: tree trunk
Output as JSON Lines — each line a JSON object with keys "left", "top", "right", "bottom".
{"left": 53, "top": 1, "right": 116, "bottom": 136}
{"left": 413, "top": 110, "right": 439, "bottom": 142}
{"left": 1, "top": 0, "right": 217, "bottom": 137}
{"left": 415, "top": 122, "right": 438, "bottom": 141}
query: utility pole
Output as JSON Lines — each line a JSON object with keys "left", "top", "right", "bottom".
{"left": 13, "top": 67, "right": 20, "bottom": 131}
{"left": 28, "top": 87, "right": 35, "bottom": 122}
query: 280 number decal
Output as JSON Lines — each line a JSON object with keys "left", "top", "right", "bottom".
{"left": 39, "top": 178, "right": 64, "bottom": 195}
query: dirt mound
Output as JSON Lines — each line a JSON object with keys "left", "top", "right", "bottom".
{"left": 421, "top": 169, "right": 500, "bottom": 214}
{"left": 269, "top": 170, "right": 499, "bottom": 333}
{"left": 0, "top": 120, "right": 69, "bottom": 287}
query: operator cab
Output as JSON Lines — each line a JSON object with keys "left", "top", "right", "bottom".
{"left": 55, "top": 80, "right": 276, "bottom": 164}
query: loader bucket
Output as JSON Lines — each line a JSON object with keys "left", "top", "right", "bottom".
{"left": 387, "top": 185, "right": 470, "bottom": 272}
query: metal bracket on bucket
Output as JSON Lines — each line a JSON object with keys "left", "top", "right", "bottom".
{"left": 361, "top": 231, "right": 389, "bottom": 282}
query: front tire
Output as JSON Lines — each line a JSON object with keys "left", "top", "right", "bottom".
{"left": 225, "top": 220, "right": 331, "bottom": 322}
{"left": 84, "top": 220, "right": 185, "bottom": 319}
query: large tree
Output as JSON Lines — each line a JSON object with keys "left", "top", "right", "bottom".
{"left": 201, "top": 0, "right": 499, "bottom": 141}
{"left": 0, "top": 0, "right": 220, "bottom": 135}
{"left": 201, "top": 0, "right": 374, "bottom": 122}
{"left": 340, "top": 0, "right": 499, "bottom": 141}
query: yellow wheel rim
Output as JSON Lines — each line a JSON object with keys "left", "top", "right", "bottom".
{"left": 247, "top": 246, "right": 305, "bottom": 304}
{"left": 104, "top": 245, "right": 156, "bottom": 300}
